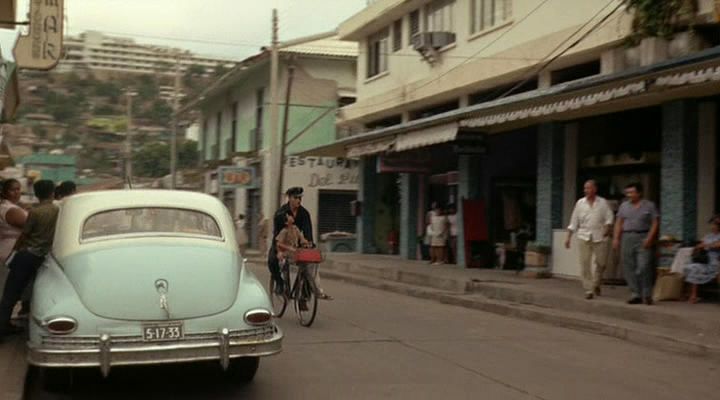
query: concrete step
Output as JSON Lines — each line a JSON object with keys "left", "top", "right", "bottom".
{"left": 320, "top": 258, "right": 719, "bottom": 338}
{"left": 320, "top": 268, "right": 720, "bottom": 362}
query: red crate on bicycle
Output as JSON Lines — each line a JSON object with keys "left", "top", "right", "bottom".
{"left": 295, "top": 248, "right": 322, "bottom": 264}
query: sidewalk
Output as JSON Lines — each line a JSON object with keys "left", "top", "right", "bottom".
{"left": 265, "top": 252, "right": 720, "bottom": 361}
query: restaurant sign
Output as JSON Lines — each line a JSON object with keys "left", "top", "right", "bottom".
{"left": 218, "top": 166, "right": 256, "bottom": 189}
{"left": 14, "top": 0, "right": 64, "bottom": 70}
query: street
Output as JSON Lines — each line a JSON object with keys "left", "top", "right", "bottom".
{"left": 24, "top": 263, "right": 720, "bottom": 400}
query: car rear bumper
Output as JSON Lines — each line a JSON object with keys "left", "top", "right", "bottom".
{"left": 27, "top": 325, "right": 282, "bottom": 377}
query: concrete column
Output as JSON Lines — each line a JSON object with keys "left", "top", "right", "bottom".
{"left": 456, "top": 154, "right": 482, "bottom": 268}
{"left": 357, "top": 156, "right": 378, "bottom": 253}
{"left": 661, "top": 100, "right": 698, "bottom": 242}
{"left": 562, "top": 123, "right": 579, "bottom": 226}
{"left": 536, "top": 123, "right": 565, "bottom": 248}
{"left": 400, "top": 173, "right": 419, "bottom": 259}
{"left": 697, "top": 102, "right": 716, "bottom": 238}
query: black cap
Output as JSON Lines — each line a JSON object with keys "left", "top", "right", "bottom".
{"left": 286, "top": 187, "right": 303, "bottom": 197}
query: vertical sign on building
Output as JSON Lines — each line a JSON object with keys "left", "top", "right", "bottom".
{"left": 13, "top": 0, "right": 64, "bottom": 70}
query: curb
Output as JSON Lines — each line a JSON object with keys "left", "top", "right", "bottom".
{"left": 320, "top": 269, "right": 720, "bottom": 362}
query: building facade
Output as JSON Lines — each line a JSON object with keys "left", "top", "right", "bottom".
{"left": 59, "top": 31, "right": 236, "bottom": 77}
{"left": 306, "top": 0, "right": 720, "bottom": 277}
{"left": 193, "top": 32, "right": 359, "bottom": 247}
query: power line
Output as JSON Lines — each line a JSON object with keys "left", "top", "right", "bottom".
{"left": 497, "top": 1, "right": 622, "bottom": 99}
{"left": 71, "top": 26, "right": 542, "bottom": 63}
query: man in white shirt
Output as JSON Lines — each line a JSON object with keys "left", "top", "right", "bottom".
{"left": 565, "top": 180, "right": 614, "bottom": 299}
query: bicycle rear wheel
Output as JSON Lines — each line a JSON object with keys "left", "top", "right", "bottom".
{"left": 269, "top": 277, "right": 287, "bottom": 318}
{"left": 295, "top": 272, "right": 318, "bottom": 327}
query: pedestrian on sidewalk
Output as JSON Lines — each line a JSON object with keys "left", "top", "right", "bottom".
{"left": 428, "top": 203, "right": 448, "bottom": 265}
{"left": 0, "top": 180, "right": 59, "bottom": 339}
{"left": 613, "top": 182, "right": 659, "bottom": 305}
{"left": 683, "top": 215, "right": 720, "bottom": 304}
{"left": 0, "top": 179, "right": 28, "bottom": 266}
{"left": 565, "top": 180, "right": 614, "bottom": 300}
{"left": 235, "top": 213, "right": 249, "bottom": 254}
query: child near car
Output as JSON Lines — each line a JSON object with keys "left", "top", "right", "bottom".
{"left": 275, "top": 213, "right": 309, "bottom": 266}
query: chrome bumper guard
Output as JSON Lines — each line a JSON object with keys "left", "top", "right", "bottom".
{"left": 27, "top": 325, "right": 283, "bottom": 377}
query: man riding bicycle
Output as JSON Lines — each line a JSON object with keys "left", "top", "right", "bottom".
{"left": 267, "top": 187, "right": 332, "bottom": 300}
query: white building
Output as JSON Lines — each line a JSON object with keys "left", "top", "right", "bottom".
{"left": 59, "top": 31, "right": 236, "bottom": 77}
{"left": 306, "top": 0, "right": 720, "bottom": 276}
{"left": 191, "top": 32, "right": 359, "bottom": 248}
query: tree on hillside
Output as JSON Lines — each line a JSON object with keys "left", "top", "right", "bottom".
{"left": 144, "top": 99, "right": 173, "bottom": 126}
{"left": 133, "top": 142, "right": 170, "bottom": 177}
{"left": 136, "top": 75, "right": 159, "bottom": 101}
{"left": 132, "top": 140, "right": 199, "bottom": 177}
{"left": 213, "top": 64, "right": 229, "bottom": 78}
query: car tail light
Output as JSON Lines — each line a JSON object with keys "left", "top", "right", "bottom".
{"left": 244, "top": 309, "right": 271, "bottom": 326}
{"left": 46, "top": 317, "right": 78, "bottom": 335}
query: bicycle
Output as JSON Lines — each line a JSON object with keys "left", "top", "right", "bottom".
{"left": 269, "top": 249, "right": 321, "bottom": 327}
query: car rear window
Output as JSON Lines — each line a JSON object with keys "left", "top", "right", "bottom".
{"left": 82, "top": 208, "right": 222, "bottom": 240}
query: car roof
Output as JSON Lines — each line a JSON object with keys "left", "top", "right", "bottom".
{"left": 53, "top": 190, "right": 236, "bottom": 258}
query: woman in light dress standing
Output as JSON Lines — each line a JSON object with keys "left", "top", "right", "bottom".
{"left": 428, "top": 203, "right": 449, "bottom": 265}
{"left": 0, "top": 179, "right": 28, "bottom": 265}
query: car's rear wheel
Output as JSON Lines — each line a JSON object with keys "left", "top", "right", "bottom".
{"left": 269, "top": 277, "right": 288, "bottom": 318}
{"left": 39, "top": 366, "right": 74, "bottom": 393}
{"left": 225, "top": 356, "right": 259, "bottom": 383}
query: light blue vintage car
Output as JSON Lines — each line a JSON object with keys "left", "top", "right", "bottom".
{"left": 27, "top": 190, "right": 282, "bottom": 388}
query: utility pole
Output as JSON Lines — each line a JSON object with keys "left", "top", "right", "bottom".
{"left": 268, "top": 8, "right": 281, "bottom": 212}
{"left": 170, "top": 53, "right": 181, "bottom": 189}
{"left": 277, "top": 63, "right": 295, "bottom": 203}
{"left": 125, "top": 91, "right": 135, "bottom": 184}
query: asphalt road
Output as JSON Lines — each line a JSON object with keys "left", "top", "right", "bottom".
{"left": 26, "top": 263, "right": 720, "bottom": 400}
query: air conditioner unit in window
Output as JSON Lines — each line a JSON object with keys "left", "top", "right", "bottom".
{"left": 411, "top": 32, "right": 456, "bottom": 64}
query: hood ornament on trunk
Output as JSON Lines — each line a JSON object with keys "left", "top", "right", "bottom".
{"left": 155, "top": 279, "right": 170, "bottom": 319}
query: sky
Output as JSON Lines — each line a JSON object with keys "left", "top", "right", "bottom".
{"left": 0, "top": 0, "right": 367, "bottom": 61}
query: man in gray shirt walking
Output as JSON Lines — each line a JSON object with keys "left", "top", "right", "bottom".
{"left": 612, "top": 182, "right": 659, "bottom": 305}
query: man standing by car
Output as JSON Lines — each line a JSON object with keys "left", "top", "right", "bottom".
{"left": 565, "top": 180, "right": 614, "bottom": 300}
{"left": 613, "top": 182, "right": 659, "bottom": 305}
{"left": 0, "top": 180, "right": 59, "bottom": 339}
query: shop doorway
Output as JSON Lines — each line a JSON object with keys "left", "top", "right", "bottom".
{"left": 374, "top": 173, "right": 400, "bottom": 254}
{"left": 318, "top": 190, "right": 357, "bottom": 235}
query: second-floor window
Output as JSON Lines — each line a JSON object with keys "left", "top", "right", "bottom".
{"left": 367, "top": 28, "right": 389, "bottom": 78}
{"left": 471, "top": 0, "right": 512, "bottom": 34}
{"left": 425, "top": 0, "right": 455, "bottom": 33}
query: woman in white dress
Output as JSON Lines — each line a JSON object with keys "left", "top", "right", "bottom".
{"left": 428, "top": 203, "right": 449, "bottom": 265}
{"left": 0, "top": 179, "right": 28, "bottom": 265}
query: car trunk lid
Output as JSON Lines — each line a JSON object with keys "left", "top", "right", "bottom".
{"left": 58, "top": 242, "right": 239, "bottom": 321}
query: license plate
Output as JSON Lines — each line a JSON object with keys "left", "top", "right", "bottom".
{"left": 142, "top": 322, "right": 184, "bottom": 342}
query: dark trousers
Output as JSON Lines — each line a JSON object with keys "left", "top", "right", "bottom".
{"left": 267, "top": 247, "right": 283, "bottom": 286}
{"left": 0, "top": 251, "right": 45, "bottom": 332}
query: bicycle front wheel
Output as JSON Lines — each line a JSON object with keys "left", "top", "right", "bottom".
{"left": 269, "top": 277, "right": 288, "bottom": 318}
{"left": 295, "top": 272, "right": 318, "bottom": 327}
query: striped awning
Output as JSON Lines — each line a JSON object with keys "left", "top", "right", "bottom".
{"left": 394, "top": 122, "right": 458, "bottom": 152}
{"left": 346, "top": 139, "right": 395, "bottom": 158}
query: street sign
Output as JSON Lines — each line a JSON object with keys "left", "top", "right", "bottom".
{"left": 218, "top": 166, "right": 256, "bottom": 188}
{"left": 13, "top": 0, "right": 64, "bottom": 70}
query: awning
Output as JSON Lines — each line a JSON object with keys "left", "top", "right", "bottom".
{"left": 347, "top": 139, "right": 395, "bottom": 158}
{"left": 394, "top": 122, "right": 458, "bottom": 152}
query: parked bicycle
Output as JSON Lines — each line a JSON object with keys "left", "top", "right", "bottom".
{"left": 269, "top": 248, "right": 322, "bottom": 327}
